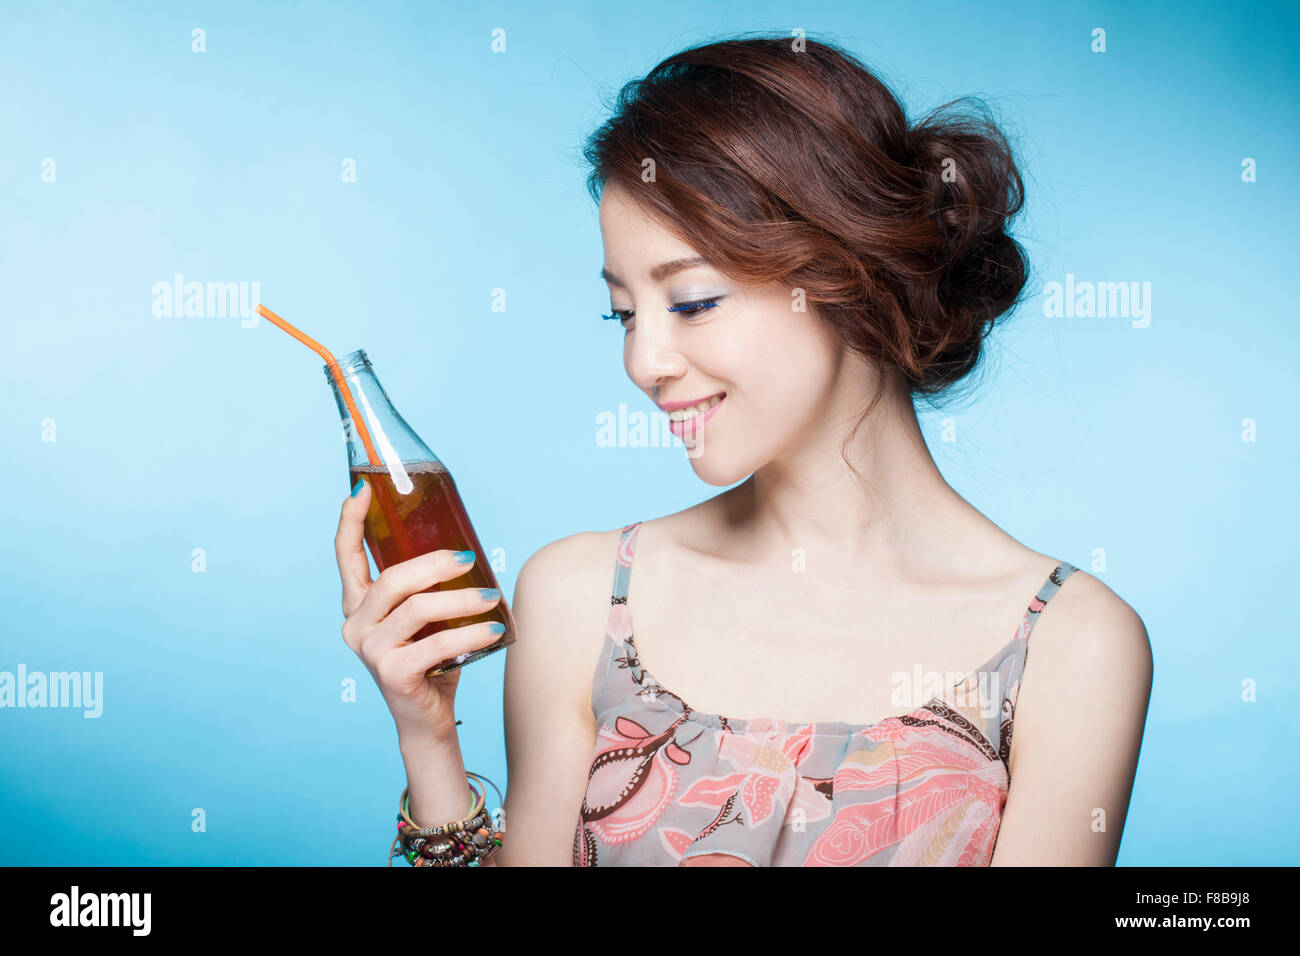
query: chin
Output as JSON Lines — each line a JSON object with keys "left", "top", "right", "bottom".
{"left": 683, "top": 448, "right": 751, "bottom": 487}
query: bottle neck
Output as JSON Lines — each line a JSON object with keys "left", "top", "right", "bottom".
{"left": 325, "top": 352, "right": 438, "bottom": 475}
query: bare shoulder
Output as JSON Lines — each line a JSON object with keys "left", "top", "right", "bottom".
{"left": 494, "top": 526, "right": 625, "bottom": 865}
{"left": 1012, "top": 568, "right": 1153, "bottom": 760}
{"left": 516, "top": 526, "right": 624, "bottom": 606}
{"left": 992, "top": 565, "right": 1154, "bottom": 864}
{"left": 510, "top": 526, "right": 627, "bottom": 713}
{"left": 1023, "top": 568, "right": 1153, "bottom": 700}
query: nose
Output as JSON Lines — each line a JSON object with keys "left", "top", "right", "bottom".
{"left": 625, "top": 318, "right": 687, "bottom": 393}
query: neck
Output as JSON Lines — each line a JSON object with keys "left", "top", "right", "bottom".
{"left": 722, "top": 364, "right": 974, "bottom": 579}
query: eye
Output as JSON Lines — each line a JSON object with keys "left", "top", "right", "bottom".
{"left": 601, "top": 297, "right": 721, "bottom": 328}
{"left": 666, "top": 297, "right": 721, "bottom": 318}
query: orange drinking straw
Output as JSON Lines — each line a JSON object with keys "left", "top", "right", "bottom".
{"left": 256, "top": 303, "right": 419, "bottom": 560}
{"left": 256, "top": 304, "right": 382, "bottom": 468}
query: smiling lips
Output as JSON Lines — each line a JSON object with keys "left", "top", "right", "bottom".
{"left": 658, "top": 390, "right": 725, "bottom": 415}
{"left": 665, "top": 393, "right": 725, "bottom": 437}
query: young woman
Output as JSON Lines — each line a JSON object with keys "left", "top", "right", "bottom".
{"left": 337, "top": 36, "right": 1152, "bottom": 867}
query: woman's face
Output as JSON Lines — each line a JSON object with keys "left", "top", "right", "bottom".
{"left": 598, "top": 181, "right": 853, "bottom": 486}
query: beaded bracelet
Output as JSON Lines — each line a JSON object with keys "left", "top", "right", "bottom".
{"left": 401, "top": 779, "right": 483, "bottom": 835}
{"left": 430, "top": 774, "right": 504, "bottom": 866}
{"left": 394, "top": 781, "right": 484, "bottom": 866}
{"left": 399, "top": 791, "right": 500, "bottom": 866}
{"left": 387, "top": 771, "right": 505, "bottom": 867}
{"left": 388, "top": 782, "right": 478, "bottom": 866}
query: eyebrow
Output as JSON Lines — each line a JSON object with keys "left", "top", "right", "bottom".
{"left": 599, "top": 256, "right": 711, "bottom": 287}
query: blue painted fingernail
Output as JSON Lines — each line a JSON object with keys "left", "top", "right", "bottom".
{"left": 351, "top": 478, "right": 365, "bottom": 497}
{"left": 479, "top": 588, "right": 500, "bottom": 601}
{"left": 453, "top": 550, "right": 475, "bottom": 564}
{"left": 488, "top": 621, "right": 506, "bottom": 634}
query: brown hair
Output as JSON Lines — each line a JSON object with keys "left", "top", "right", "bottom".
{"left": 583, "top": 33, "right": 1030, "bottom": 433}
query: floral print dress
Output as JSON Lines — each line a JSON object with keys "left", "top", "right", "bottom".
{"left": 573, "top": 521, "right": 1079, "bottom": 866}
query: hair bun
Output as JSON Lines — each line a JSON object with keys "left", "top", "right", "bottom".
{"left": 903, "top": 101, "right": 1029, "bottom": 392}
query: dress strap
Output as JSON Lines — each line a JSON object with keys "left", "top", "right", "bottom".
{"left": 997, "top": 560, "right": 1081, "bottom": 768}
{"left": 590, "top": 522, "right": 644, "bottom": 723}
{"left": 610, "top": 521, "right": 642, "bottom": 604}
{"left": 1015, "top": 561, "right": 1080, "bottom": 644}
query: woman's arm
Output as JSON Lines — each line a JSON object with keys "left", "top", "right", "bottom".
{"left": 401, "top": 532, "right": 607, "bottom": 866}
{"left": 990, "top": 572, "right": 1153, "bottom": 866}
{"left": 486, "top": 531, "right": 612, "bottom": 866}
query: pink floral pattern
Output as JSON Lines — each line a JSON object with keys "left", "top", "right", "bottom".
{"left": 574, "top": 522, "right": 1077, "bottom": 867}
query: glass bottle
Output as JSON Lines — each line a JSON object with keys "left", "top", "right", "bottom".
{"left": 325, "top": 349, "right": 515, "bottom": 675}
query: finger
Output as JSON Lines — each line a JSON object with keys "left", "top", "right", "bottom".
{"left": 388, "top": 620, "right": 507, "bottom": 679}
{"left": 365, "top": 586, "right": 502, "bottom": 655}
{"left": 336, "top": 477, "right": 374, "bottom": 616}
{"left": 353, "top": 548, "right": 477, "bottom": 631}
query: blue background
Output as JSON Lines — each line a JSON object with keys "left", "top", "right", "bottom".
{"left": 2, "top": 0, "right": 1296, "bottom": 866}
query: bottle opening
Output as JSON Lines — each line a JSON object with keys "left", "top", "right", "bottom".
{"left": 326, "top": 349, "right": 371, "bottom": 379}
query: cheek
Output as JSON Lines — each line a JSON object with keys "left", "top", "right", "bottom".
{"left": 729, "top": 311, "right": 835, "bottom": 409}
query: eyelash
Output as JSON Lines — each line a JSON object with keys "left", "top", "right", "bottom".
{"left": 601, "top": 298, "right": 720, "bottom": 325}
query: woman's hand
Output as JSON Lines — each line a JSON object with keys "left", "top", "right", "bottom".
{"left": 334, "top": 478, "right": 504, "bottom": 745}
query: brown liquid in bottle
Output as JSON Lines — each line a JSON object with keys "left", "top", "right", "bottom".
{"left": 350, "top": 460, "right": 516, "bottom": 675}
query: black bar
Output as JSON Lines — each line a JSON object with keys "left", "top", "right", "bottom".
{"left": 2, "top": 866, "right": 1278, "bottom": 939}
